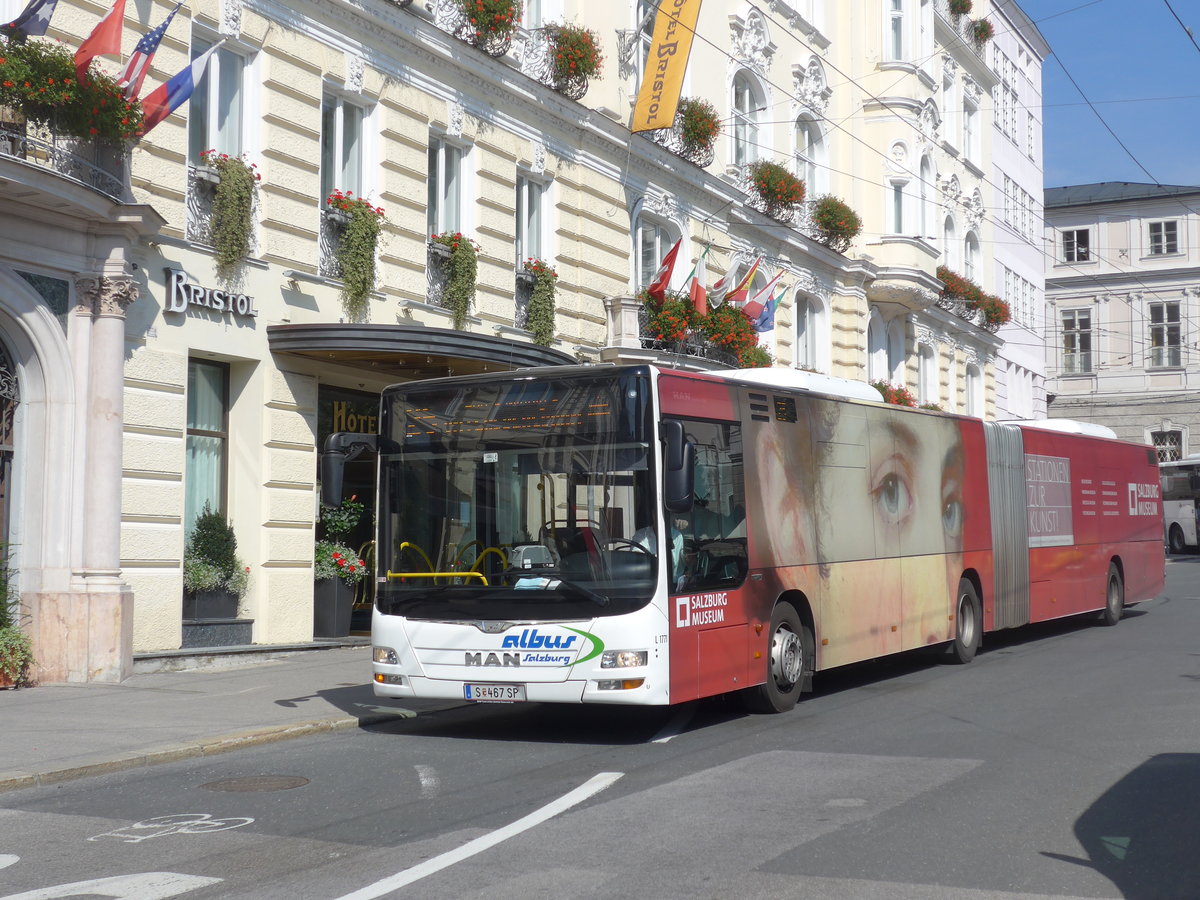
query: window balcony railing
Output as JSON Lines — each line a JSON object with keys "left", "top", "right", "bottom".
{"left": 636, "top": 305, "right": 739, "bottom": 368}
{"left": 318, "top": 208, "right": 349, "bottom": 279}
{"left": 426, "top": 240, "right": 452, "bottom": 309}
{"left": 934, "top": 0, "right": 989, "bottom": 56}
{"left": 0, "top": 120, "right": 127, "bottom": 201}
{"left": 185, "top": 164, "right": 219, "bottom": 245}
{"left": 514, "top": 268, "right": 533, "bottom": 328}
{"left": 640, "top": 116, "right": 716, "bottom": 168}
{"left": 935, "top": 294, "right": 1002, "bottom": 333}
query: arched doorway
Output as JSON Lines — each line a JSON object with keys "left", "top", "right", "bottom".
{"left": 0, "top": 339, "right": 17, "bottom": 546}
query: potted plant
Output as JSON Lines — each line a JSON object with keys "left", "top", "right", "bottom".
{"left": 871, "top": 381, "right": 918, "bottom": 407}
{"left": 949, "top": 0, "right": 972, "bottom": 17}
{"left": 430, "top": 231, "right": 482, "bottom": 329}
{"left": 457, "top": 0, "right": 521, "bottom": 56}
{"left": 737, "top": 345, "right": 774, "bottom": 369}
{"left": 327, "top": 190, "right": 386, "bottom": 322}
{"left": 314, "top": 497, "right": 368, "bottom": 638}
{"left": 200, "top": 150, "right": 261, "bottom": 281}
{"left": 642, "top": 289, "right": 700, "bottom": 346}
{"left": 522, "top": 257, "right": 557, "bottom": 346}
{"left": 746, "top": 160, "right": 806, "bottom": 221}
{"left": 971, "top": 18, "right": 994, "bottom": 45}
{"left": 0, "top": 36, "right": 143, "bottom": 141}
{"left": 676, "top": 96, "right": 721, "bottom": 158}
{"left": 545, "top": 22, "right": 603, "bottom": 97}
{"left": 811, "top": 194, "right": 863, "bottom": 253}
{"left": 183, "top": 504, "right": 250, "bottom": 620}
{"left": 0, "top": 555, "right": 33, "bottom": 689}
{"left": 700, "top": 303, "right": 760, "bottom": 362}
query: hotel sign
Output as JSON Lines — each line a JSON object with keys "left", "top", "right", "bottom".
{"left": 165, "top": 269, "right": 259, "bottom": 319}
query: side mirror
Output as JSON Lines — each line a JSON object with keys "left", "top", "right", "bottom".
{"left": 320, "top": 432, "right": 378, "bottom": 506}
{"left": 661, "top": 420, "right": 695, "bottom": 513}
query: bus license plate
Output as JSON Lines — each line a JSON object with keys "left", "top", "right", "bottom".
{"left": 464, "top": 683, "right": 526, "bottom": 702}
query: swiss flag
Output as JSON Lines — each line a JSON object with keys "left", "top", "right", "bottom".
{"left": 646, "top": 238, "right": 682, "bottom": 301}
{"left": 74, "top": 0, "right": 126, "bottom": 83}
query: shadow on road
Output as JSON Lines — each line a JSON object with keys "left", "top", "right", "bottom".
{"left": 1042, "top": 753, "right": 1200, "bottom": 898}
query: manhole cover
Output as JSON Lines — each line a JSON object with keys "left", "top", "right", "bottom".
{"left": 200, "top": 775, "right": 310, "bottom": 793}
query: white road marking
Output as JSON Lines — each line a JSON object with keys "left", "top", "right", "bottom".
{"left": 650, "top": 706, "right": 695, "bottom": 743}
{"left": 335, "top": 771, "right": 623, "bottom": 899}
{"left": 0, "top": 855, "right": 18, "bottom": 870}
{"left": 0, "top": 872, "right": 221, "bottom": 900}
{"left": 415, "top": 765, "right": 440, "bottom": 799}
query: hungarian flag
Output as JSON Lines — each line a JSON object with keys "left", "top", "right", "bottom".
{"left": 753, "top": 283, "right": 790, "bottom": 333}
{"left": 140, "top": 41, "right": 222, "bottom": 135}
{"left": 742, "top": 269, "right": 784, "bottom": 321}
{"left": 119, "top": 1, "right": 182, "bottom": 100}
{"left": 646, "top": 237, "right": 682, "bottom": 301}
{"left": 74, "top": 0, "right": 126, "bottom": 83}
{"left": 723, "top": 257, "right": 762, "bottom": 307}
{"left": 686, "top": 248, "right": 709, "bottom": 316}
{"left": 4, "top": 0, "right": 59, "bottom": 37}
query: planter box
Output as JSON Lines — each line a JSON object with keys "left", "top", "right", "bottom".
{"left": 313, "top": 577, "right": 354, "bottom": 638}
{"left": 183, "top": 588, "right": 239, "bottom": 621}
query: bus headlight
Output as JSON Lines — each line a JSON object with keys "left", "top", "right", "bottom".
{"left": 600, "top": 650, "right": 647, "bottom": 668}
{"left": 373, "top": 646, "right": 398, "bottom": 665}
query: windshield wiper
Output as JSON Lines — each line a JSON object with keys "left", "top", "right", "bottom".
{"left": 552, "top": 579, "right": 610, "bottom": 608}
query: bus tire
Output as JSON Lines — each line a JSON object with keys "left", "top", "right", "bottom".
{"left": 944, "top": 578, "right": 981, "bottom": 664}
{"left": 743, "top": 602, "right": 811, "bottom": 714}
{"left": 1169, "top": 524, "right": 1187, "bottom": 555}
{"left": 1100, "top": 563, "right": 1124, "bottom": 626}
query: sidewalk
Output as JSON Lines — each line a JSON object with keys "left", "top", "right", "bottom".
{"left": 0, "top": 643, "right": 443, "bottom": 794}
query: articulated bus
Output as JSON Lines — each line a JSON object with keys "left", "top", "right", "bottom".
{"left": 321, "top": 364, "right": 1165, "bottom": 713}
{"left": 1160, "top": 457, "right": 1200, "bottom": 553}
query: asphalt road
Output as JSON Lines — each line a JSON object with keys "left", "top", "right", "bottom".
{"left": 3, "top": 557, "right": 1199, "bottom": 899}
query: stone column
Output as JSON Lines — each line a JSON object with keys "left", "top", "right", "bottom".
{"left": 35, "top": 275, "right": 138, "bottom": 683}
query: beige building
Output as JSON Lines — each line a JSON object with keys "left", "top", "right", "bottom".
{"left": 0, "top": 0, "right": 1025, "bottom": 681}
{"left": 1044, "top": 183, "right": 1200, "bottom": 456}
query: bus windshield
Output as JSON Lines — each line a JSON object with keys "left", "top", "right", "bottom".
{"left": 377, "top": 369, "right": 658, "bottom": 619}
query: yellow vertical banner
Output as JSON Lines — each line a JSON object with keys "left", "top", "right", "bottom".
{"left": 631, "top": 0, "right": 704, "bottom": 133}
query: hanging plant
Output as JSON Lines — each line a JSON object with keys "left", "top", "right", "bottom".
{"left": 643, "top": 290, "right": 701, "bottom": 343}
{"left": 937, "top": 265, "right": 1011, "bottom": 329}
{"left": 871, "top": 381, "right": 917, "bottom": 407}
{"left": 811, "top": 195, "right": 863, "bottom": 253}
{"left": 522, "top": 257, "right": 557, "bottom": 346}
{"left": 971, "top": 18, "right": 994, "bottom": 45}
{"left": 699, "top": 303, "right": 759, "bottom": 357}
{"left": 431, "top": 231, "right": 482, "bottom": 329}
{"left": 328, "top": 189, "right": 386, "bottom": 322}
{"left": 200, "top": 150, "right": 261, "bottom": 281}
{"left": 677, "top": 96, "right": 721, "bottom": 156}
{"left": 456, "top": 0, "right": 521, "bottom": 55}
{"left": 949, "top": 0, "right": 972, "bottom": 16}
{"left": 0, "top": 36, "right": 142, "bottom": 140}
{"left": 737, "top": 345, "right": 773, "bottom": 369}
{"left": 746, "top": 160, "right": 806, "bottom": 221}
{"left": 545, "top": 22, "right": 603, "bottom": 98}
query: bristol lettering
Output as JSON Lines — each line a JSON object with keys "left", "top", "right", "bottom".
{"left": 501, "top": 629, "right": 578, "bottom": 650}
{"left": 165, "top": 269, "right": 259, "bottom": 319}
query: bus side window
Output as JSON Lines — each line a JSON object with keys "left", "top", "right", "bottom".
{"left": 669, "top": 419, "right": 747, "bottom": 590}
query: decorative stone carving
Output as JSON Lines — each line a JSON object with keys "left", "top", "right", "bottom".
{"left": 646, "top": 191, "right": 679, "bottom": 222}
{"left": 966, "top": 189, "right": 984, "bottom": 229}
{"left": 918, "top": 99, "right": 941, "bottom": 144}
{"left": 941, "top": 54, "right": 959, "bottom": 81}
{"left": 730, "top": 9, "right": 776, "bottom": 76}
{"left": 532, "top": 141, "right": 546, "bottom": 175}
{"left": 448, "top": 102, "right": 464, "bottom": 137}
{"left": 220, "top": 0, "right": 242, "bottom": 38}
{"left": 963, "top": 75, "right": 981, "bottom": 104}
{"left": 346, "top": 53, "right": 364, "bottom": 93}
{"left": 888, "top": 141, "right": 909, "bottom": 172}
{"left": 792, "top": 56, "right": 830, "bottom": 116}
{"left": 75, "top": 276, "right": 138, "bottom": 318}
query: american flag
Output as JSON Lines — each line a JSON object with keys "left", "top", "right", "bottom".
{"left": 119, "top": 1, "right": 182, "bottom": 101}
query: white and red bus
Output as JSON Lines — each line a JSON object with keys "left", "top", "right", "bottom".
{"left": 1160, "top": 457, "right": 1200, "bottom": 553}
{"left": 322, "top": 364, "right": 1164, "bottom": 713}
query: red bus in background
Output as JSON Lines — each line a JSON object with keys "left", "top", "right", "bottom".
{"left": 323, "top": 364, "right": 1164, "bottom": 713}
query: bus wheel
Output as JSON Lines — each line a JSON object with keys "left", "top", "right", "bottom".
{"left": 944, "top": 579, "right": 981, "bottom": 664}
{"left": 1100, "top": 563, "right": 1124, "bottom": 626}
{"left": 743, "top": 603, "right": 811, "bottom": 714}
{"left": 1169, "top": 524, "right": 1187, "bottom": 555}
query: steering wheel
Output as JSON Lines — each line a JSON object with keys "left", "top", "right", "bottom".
{"left": 605, "top": 538, "right": 654, "bottom": 555}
